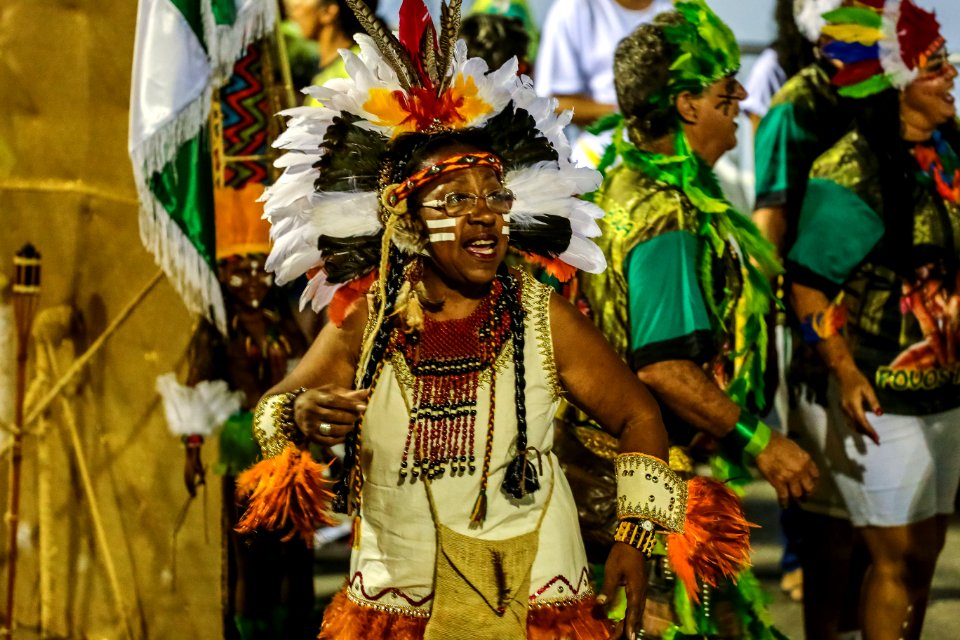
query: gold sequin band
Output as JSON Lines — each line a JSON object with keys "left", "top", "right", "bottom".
{"left": 614, "top": 519, "right": 657, "bottom": 557}
{"left": 615, "top": 453, "right": 686, "bottom": 533}
{"left": 252, "top": 388, "right": 306, "bottom": 458}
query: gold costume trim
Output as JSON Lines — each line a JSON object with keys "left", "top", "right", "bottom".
{"left": 252, "top": 390, "right": 303, "bottom": 458}
{"left": 615, "top": 453, "right": 687, "bottom": 533}
{"left": 521, "top": 270, "right": 563, "bottom": 401}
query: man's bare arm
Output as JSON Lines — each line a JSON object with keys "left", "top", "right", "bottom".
{"left": 554, "top": 94, "right": 617, "bottom": 127}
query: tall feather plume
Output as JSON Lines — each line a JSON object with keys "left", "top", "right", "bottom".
{"left": 344, "top": 0, "right": 418, "bottom": 89}
{"left": 421, "top": 22, "right": 440, "bottom": 88}
{"left": 437, "top": 0, "right": 463, "bottom": 92}
{"left": 399, "top": 0, "right": 439, "bottom": 88}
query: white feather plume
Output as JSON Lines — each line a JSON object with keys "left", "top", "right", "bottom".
{"left": 793, "top": 0, "right": 843, "bottom": 43}
{"left": 879, "top": 0, "right": 918, "bottom": 90}
{"left": 506, "top": 163, "right": 604, "bottom": 239}
{"left": 156, "top": 373, "right": 243, "bottom": 438}
{"left": 301, "top": 270, "right": 344, "bottom": 312}
{"left": 559, "top": 236, "right": 607, "bottom": 275}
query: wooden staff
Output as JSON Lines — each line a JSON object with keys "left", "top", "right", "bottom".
{"left": 5, "top": 244, "right": 41, "bottom": 634}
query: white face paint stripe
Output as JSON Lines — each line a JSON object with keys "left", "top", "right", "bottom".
{"left": 501, "top": 227, "right": 510, "bottom": 236}
{"left": 501, "top": 213, "right": 511, "bottom": 223}
{"left": 429, "top": 232, "right": 456, "bottom": 243}
{"left": 425, "top": 218, "right": 457, "bottom": 229}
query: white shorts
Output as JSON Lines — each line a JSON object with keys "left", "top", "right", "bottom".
{"left": 824, "top": 382, "right": 960, "bottom": 527}
{"left": 789, "top": 390, "right": 851, "bottom": 520}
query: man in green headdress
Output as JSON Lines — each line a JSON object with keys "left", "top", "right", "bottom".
{"left": 572, "top": 1, "right": 820, "bottom": 636}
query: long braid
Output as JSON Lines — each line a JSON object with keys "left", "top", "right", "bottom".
{"left": 500, "top": 267, "right": 540, "bottom": 499}
{"left": 506, "top": 270, "right": 528, "bottom": 454}
{"left": 332, "top": 250, "right": 407, "bottom": 513}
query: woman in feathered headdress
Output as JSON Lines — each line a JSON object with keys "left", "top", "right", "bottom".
{"left": 229, "top": 1, "right": 706, "bottom": 638}
{"left": 789, "top": 1, "right": 960, "bottom": 637}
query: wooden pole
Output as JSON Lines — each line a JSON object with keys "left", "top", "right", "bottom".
{"left": 4, "top": 244, "right": 41, "bottom": 635}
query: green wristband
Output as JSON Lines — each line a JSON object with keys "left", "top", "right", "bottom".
{"left": 721, "top": 411, "right": 772, "bottom": 460}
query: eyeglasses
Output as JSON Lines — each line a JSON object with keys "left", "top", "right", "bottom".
{"left": 419, "top": 189, "right": 515, "bottom": 217}
{"left": 919, "top": 48, "right": 953, "bottom": 78}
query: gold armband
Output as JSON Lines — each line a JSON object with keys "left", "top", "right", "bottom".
{"left": 615, "top": 453, "right": 686, "bottom": 533}
{"left": 614, "top": 519, "right": 657, "bottom": 556}
{"left": 252, "top": 388, "right": 306, "bottom": 458}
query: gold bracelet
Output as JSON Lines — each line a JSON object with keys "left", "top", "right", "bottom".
{"left": 615, "top": 453, "right": 686, "bottom": 533}
{"left": 614, "top": 520, "right": 657, "bottom": 557}
{"left": 252, "top": 388, "right": 306, "bottom": 458}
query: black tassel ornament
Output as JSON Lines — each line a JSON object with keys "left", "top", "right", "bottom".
{"left": 502, "top": 452, "right": 540, "bottom": 499}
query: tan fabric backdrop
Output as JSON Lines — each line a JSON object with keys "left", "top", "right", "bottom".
{"left": 0, "top": 1, "right": 222, "bottom": 637}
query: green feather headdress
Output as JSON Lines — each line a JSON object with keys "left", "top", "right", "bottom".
{"left": 654, "top": 0, "right": 741, "bottom": 106}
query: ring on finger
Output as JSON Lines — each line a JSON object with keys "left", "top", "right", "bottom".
{"left": 318, "top": 422, "right": 333, "bottom": 436}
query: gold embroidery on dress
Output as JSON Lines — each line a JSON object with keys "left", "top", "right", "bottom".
{"left": 520, "top": 271, "right": 563, "bottom": 401}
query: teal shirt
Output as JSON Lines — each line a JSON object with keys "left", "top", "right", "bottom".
{"left": 625, "top": 230, "right": 713, "bottom": 368}
{"left": 754, "top": 61, "right": 852, "bottom": 241}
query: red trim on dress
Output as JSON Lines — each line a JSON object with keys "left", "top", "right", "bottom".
{"left": 532, "top": 566, "right": 593, "bottom": 599}
{"left": 348, "top": 571, "right": 435, "bottom": 608}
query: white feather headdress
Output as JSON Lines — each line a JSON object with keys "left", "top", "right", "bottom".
{"left": 261, "top": 0, "right": 606, "bottom": 315}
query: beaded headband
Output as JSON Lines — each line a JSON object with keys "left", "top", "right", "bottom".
{"left": 383, "top": 152, "right": 504, "bottom": 209}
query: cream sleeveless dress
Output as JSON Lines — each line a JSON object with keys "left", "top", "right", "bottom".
{"left": 346, "top": 274, "right": 593, "bottom": 617}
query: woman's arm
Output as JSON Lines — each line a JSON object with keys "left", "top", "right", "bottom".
{"left": 791, "top": 282, "right": 881, "bottom": 444}
{"left": 262, "top": 299, "right": 372, "bottom": 446}
{"left": 549, "top": 292, "right": 662, "bottom": 640}
{"left": 550, "top": 292, "right": 669, "bottom": 460}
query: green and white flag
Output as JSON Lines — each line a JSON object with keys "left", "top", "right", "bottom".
{"left": 128, "top": 0, "right": 274, "bottom": 333}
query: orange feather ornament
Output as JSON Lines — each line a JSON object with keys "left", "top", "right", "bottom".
{"left": 235, "top": 445, "right": 336, "bottom": 544}
{"left": 666, "top": 476, "right": 757, "bottom": 603}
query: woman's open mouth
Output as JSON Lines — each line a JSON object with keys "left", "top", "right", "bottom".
{"left": 463, "top": 235, "right": 499, "bottom": 260}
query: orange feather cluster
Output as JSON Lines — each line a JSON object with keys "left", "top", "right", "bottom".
{"left": 319, "top": 590, "right": 428, "bottom": 640}
{"left": 527, "top": 597, "right": 612, "bottom": 639}
{"left": 319, "top": 588, "right": 611, "bottom": 639}
{"left": 666, "top": 476, "right": 757, "bottom": 603}
{"left": 235, "top": 444, "right": 336, "bottom": 544}
{"left": 329, "top": 270, "right": 378, "bottom": 327}
{"left": 519, "top": 251, "right": 578, "bottom": 283}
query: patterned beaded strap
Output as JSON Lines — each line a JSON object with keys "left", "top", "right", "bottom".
{"left": 613, "top": 520, "right": 657, "bottom": 557}
{"left": 252, "top": 388, "right": 306, "bottom": 458}
{"left": 615, "top": 453, "right": 686, "bottom": 534}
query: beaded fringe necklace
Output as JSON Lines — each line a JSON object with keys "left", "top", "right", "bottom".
{"left": 394, "top": 279, "right": 512, "bottom": 489}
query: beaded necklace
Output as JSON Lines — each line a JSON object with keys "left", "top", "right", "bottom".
{"left": 394, "top": 279, "right": 512, "bottom": 482}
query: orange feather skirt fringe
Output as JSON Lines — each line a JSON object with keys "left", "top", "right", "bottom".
{"left": 234, "top": 444, "right": 336, "bottom": 544}
{"left": 319, "top": 589, "right": 612, "bottom": 639}
{"left": 666, "top": 476, "right": 757, "bottom": 603}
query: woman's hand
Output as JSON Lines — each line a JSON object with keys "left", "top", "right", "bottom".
{"left": 834, "top": 363, "right": 881, "bottom": 445}
{"left": 599, "top": 542, "right": 648, "bottom": 640}
{"left": 293, "top": 385, "right": 370, "bottom": 445}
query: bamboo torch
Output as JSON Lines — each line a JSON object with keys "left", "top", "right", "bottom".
{"left": 4, "top": 244, "right": 41, "bottom": 634}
